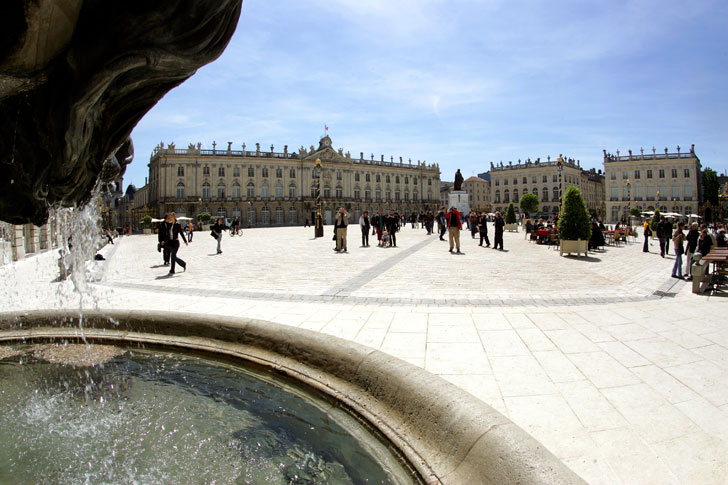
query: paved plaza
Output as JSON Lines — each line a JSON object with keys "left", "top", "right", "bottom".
{"left": 2, "top": 224, "right": 727, "bottom": 484}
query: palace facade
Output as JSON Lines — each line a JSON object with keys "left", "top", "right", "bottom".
{"left": 146, "top": 136, "right": 441, "bottom": 226}
{"left": 603, "top": 146, "right": 701, "bottom": 223}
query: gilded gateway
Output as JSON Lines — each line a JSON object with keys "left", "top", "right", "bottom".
{"left": 146, "top": 136, "right": 441, "bottom": 226}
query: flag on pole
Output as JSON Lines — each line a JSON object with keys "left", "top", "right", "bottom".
{"left": 325, "top": 125, "right": 328, "bottom": 132}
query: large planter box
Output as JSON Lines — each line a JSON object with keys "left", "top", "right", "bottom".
{"left": 505, "top": 223, "right": 518, "bottom": 232}
{"left": 560, "top": 238, "right": 588, "bottom": 257}
{"left": 143, "top": 228, "right": 152, "bottom": 235}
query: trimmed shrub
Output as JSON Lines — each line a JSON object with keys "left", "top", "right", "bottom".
{"left": 519, "top": 193, "right": 539, "bottom": 215}
{"left": 505, "top": 203, "right": 517, "bottom": 224}
{"left": 558, "top": 186, "right": 591, "bottom": 240}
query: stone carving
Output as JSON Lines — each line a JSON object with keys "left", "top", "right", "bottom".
{"left": 454, "top": 169, "right": 464, "bottom": 191}
{"left": 299, "top": 146, "right": 307, "bottom": 155}
{"left": 0, "top": 0, "right": 243, "bottom": 225}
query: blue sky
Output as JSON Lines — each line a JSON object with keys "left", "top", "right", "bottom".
{"left": 126, "top": 0, "right": 728, "bottom": 188}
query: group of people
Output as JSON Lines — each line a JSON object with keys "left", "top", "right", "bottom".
{"left": 436, "top": 207, "right": 505, "bottom": 253}
{"left": 663, "top": 219, "right": 726, "bottom": 280}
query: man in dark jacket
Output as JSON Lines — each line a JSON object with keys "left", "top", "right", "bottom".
{"left": 493, "top": 211, "right": 505, "bottom": 250}
{"left": 436, "top": 207, "right": 447, "bottom": 240}
{"left": 656, "top": 216, "right": 672, "bottom": 258}
{"left": 385, "top": 210, "right": 398, "bottom": 247}
{"left": 685, "top": 222, "right": 699, "bottom": 279}
{"left": 478, "top": 212, "right": 490, "bottom": 247}
{"left": 159, "top": 212, "right": 188, "bottom": 274}
{"left": 446, "top": 206, "right": 462, "bottom": 253}
{"left": 212, "top": 218, "right": 226, "bottom": 254}
{"left": 157, "top": 220, "right": 171, "bottom": 265}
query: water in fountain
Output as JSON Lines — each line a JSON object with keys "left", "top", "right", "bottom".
{"left": 0, "top": 344, "right": 416, "bottom": 484}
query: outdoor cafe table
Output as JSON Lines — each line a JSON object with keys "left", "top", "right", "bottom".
{"left": 537, "top": 229, "right": 551, "bottom": 237}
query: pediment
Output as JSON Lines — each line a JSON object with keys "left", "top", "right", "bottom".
{"left": 303, "top": 146, "right": 345, "bottom": 163}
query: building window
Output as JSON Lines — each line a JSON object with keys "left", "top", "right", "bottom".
{"left": 365, "top": 189, "right": 371, "bottom": 200}
{"left": 248, "top": 167, "right": 254, "bottom": 177}
{"left": 262, "top": 168, "right": 269, "bottom": 178}
{"left": 275, "top": 207, "right": 283, "bottom": 224}
{"left": 289, "top": 168, "right": 296, "bottom": 178}
{"left": 404, "top": 191, "right": 409, "bottom": 201}
{"left": 513, "top": 178, "right": 518, "bottom": 185}
{"left": 375, "top": 190, "right": 381, "bottom": 200}
{"left": 247, "top": 206, "right": 255, "bottom": 226}
{"left": 428, "top": 189, "right": 432, "bottom": 200}
{"left": 324, "top": 186, "right": 331, "bottom": 198}
{"left": 553, "top": 187, "right": 559, "bottom": 201}
{"left": 395, "top": 191, "right": 400, "bottom": 201}
{"left": 504, "top": 178, "right": 508, "bottom": 185}
{"left": 671, "top": 169, "right": 677, "bottom": 178}
{"left": 261, "top": 184, "right": 269, "bottom": 197}
{"left": 513, "top": 189, "right": 519, "bottom": 201}
{"left": 337, "top": 170, "right": 342, "bottom": 181}
{"left": 542, "top": 175, "right": 547, "bottom": 183}
{"left": 233, "top": 167, "right": 240, "bottom": 177}
{"left": 532, "top": 176, "right": 537, "bottom": 183}
{"left": 386, "top": 175, "right": 390, "bottom": 183}
{"left": 289, "top": 207, "right": 297, "bottom": 223}
{"left": 553, "top": 174, "right": 558, "bottom": 182}
{"left": 396, "top": 175, "right": 400, "bottom": 184}
{"left": 355, "top": 173, "right": 360, "bottom": 182}
{"left": 178, "top": 166, "right": 184, "bottom": 176}
{"left": 275, "top": 183, "right": 283, "bottom": 198}
{"left": 217, "top": 182, "right": 225, "bottom": 198}
{"left": 428, "top": 178, "right": 432, "bottom": 185}
{"left": 685, "top": 184, "right": 692, "bottom": 197}
{"left": 288, "top": 183, "right": 296, "bottom": 198}
{"left": 276, "top": 168, "right": 282, "bottom": 178}
{"left": 523, "top": 177, "right": 527, "bottom": 184}
{"left": 413, "top": 192, "right": 418, "bottom": 201}
{"left": 494, "top": 190, "right": 500, "bottom": 203}
{"left": 684, "top": 168, "right": 690, "bottom": 178}
{"left": 634, "top": 170, "right": 640, "bottom": 179}
{"left": 217, "top": 207, "right": 226, "bottom": 218}
{"left": 335, "top": 186, "right": 343, "bottom": 198}
{"left": 203, "top": 166, "right": 210, "bottom": 176}
{"left": 202, "top": 182, "right": 211, "bottom": 199}
{"left": 495, "top": 179, "right": 500, "bottom": 186}
{"left": 232, "top": 207, "right": 241, "bottom": 218}
{"left": 672, "top": 184, "right": 679, "bottom": 198}
{"left": 218, "top": 167, "right": 225, "bottom": 177}
{"left": 247, "top": 182, "right": 255, "bottom": 198}
{"left": 542, "top": 187, "right": 548, "bottom": 202}
{"left": 354, "top": 189, "right": 360, "bottom": 199}
{"left": 611, "top": 186, "right": 619, "bottom": 200}
{"left": 646, "top": 170, "right": 652, "bottom": 179}
{"left": 659, "top": 169, "right": 665, "bottom": 178}
{"left": 414, "top": 177, "right": 418, "bottom": 185}
{"left": 385, "top": 190, "right": 391, "bottom": 200}
{"left": 176, "top": 182, "right": 185, "bottom": 199}
{"left": 504, "top": 190, "right": 509, "bottom": 203}
{"left": 610, "top": 172, "right": 616, "bottom": 180}
{"left": 404, "top": 176, "right": 409, "bottom": 185}
{"left": 232, "top": 182, "right": 241, "bottom": 198}
{"left": 261, "top": 206, "right": 270, "bottom": 224}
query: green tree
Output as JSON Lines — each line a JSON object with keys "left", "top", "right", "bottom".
{"left": 196, "top": 212, "right": 212, "bottom": 224}
{"left": 140, "top": 215, "right": 152, "bottom": 227}
{"left": 629, "top": 207, "right": 642, "bottom": 218}
{"left": 558, "top": 186, "right": 591, "bottom": 240}
{"left": 505, "top": 203, "right": 517, "bottom": 224}
{"left": 702, "top": 168, "right": 720, "bottom": 206}
{"left": 519, "top": 193, "right": 539, "bottom": 215}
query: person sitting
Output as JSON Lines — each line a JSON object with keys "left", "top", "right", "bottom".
{"left": 717, "top": 228, "right": 727, "bottom": 248}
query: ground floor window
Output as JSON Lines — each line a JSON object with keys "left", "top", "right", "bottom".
{"left": 275, "top": 207, "right": 283, "bottom": 224}
{"left": 262, "top": 206, "right": 270, "bottom": 224}
{"left": 289, "top": 207, "right": 297, "bottom": 223}
{"left": 247, "top": 207, "right": 255, "bottom": 226}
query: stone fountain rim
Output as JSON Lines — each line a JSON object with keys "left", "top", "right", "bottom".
{"left": 0, "top": 309, "right": 584, "bottom": 485}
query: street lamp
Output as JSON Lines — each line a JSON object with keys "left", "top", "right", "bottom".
{"left": 313, "top": 159, "right": 323, "bottom": 237}
{"left": 625, "top": 178, "right": 631, "bottom": 225}
{"left": 556, "top": 155, "right": 564, "bottom": 215}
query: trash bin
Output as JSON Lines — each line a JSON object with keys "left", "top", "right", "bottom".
{"left": 692, "top": 260, "right": 709, "bottom": 294}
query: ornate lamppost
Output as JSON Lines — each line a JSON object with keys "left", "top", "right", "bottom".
{"left": 556, "top": 155, "right": 564, "bottom": 217}
{"left": 625, "top": 178, "right": 631, "bottom": 225}
{"left": 313, "top": 159, "right": 323, "bottom": 237}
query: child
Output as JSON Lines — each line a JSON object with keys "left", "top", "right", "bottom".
{"left": 381, "top": 230, "right": 390, "bottom": 247}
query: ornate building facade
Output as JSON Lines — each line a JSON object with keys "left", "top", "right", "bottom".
{"left": 146, "top": 136, "right": 441, "bottom": 225}
{"left": 488, "top": 157, "right": 605, "bottom": 216}
{"left": 603, "top": 146, "right": 701, "bottom": 223}
{"left": 462, "top": 176, "right": 491, "bottom": 212}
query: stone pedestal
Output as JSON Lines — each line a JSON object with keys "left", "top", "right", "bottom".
{"left": 448, "top": 191, "right": 471, "bottom": 215}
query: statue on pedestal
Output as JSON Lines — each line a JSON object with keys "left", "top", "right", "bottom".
{"left": 454, "top": 169, "right": 464, "bottom": 191}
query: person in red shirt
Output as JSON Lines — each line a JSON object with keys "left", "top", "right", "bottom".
{"left": 446, "top": 206, "right": 462, "bottom": 254}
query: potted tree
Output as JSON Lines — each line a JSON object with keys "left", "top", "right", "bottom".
{"left": 558, "top": 186, "right": 591, "bottom": 257}
{"left": 504, "top": 202, "right": 518, "bottom": 232}
{"left": 140, "top": 215, "right": 153, "bottom": 234}
{"left": 197, "top": 212, "right": 212, "bottom": 231}
{"left": 519, "top": 193, "right": 539, "bottom": 219}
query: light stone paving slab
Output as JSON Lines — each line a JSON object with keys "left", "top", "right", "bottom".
{"left": 2, "top": 226, "right": 727, "bottom": 484}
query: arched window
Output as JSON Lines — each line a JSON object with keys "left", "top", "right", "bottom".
{"left": 232, "top": 182, "right": 241, "bottom": 198}
{"left": 553, "top": 187, "right": 559, "bottom": 202}
{"left": 413, "top": 191, "right": 418, "bottom": 201}
{"left": 176, "top": 182, "right": 185, "bottom": 199}
{"left": 335, "top": 185, "right": 343, "bottom": 198}
{"left": 289, "top": 207, "right": 297, "bottom": 223}
{"left": 261, "top": 183, "right": 269, "bottom": 197}
{"left": 202, "top": 182, "right": 211, "bottom": 199}
{"left": 274, "top": 183, "right": 283, "bottom": 198}
{"left": 513, "top": 189, "right": 519, "bottom": 202}
{"left": 324, "top": 186, "right": 331, "bottom": 198}
{"left": 404, "top": 190, "right": 409, "bottom": 201}
{"left": 275, "top": 206, "right": 284, "bottom": 224}
{"left": 247, "top": 206, "right": 255, "bottom": 226}
{"left": 288, "top": 183, "right": 296, "bottom": 198}
{"left": 217, "top": 182, "right": 225, "bottom": 198}
{"left": 395, "top": 191, "right": 400, "bottom": 201}
{"left": 246, "top": 182, "right": 255, "bottom": 198}
{"left": 376, "top": 189, "right": 381, "bottom": 200}
{"left": 217, "top": 207, "right": 226, "bottom": 218}
{"left": 261, "top": 206, "right": 270, "bottom": 224}
{"left": 504, "top": 189, "right": 510, "bottom": 203}
{"left": 354, "top": 186, "right": 360, "bottom": 199}
{"left": 495, "top": 190, "right": 500, "bottom": 203}
{"left": 232, "top": 207, "right": 241, "bottom": 218}
{"left": 542, "top": 187, "right": 548, "bottom": 202}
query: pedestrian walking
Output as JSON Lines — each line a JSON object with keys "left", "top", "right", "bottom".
{"left": 385, "top": 210, "right": 399, "bottom": 247}
{"left": 211, "top": 217, "right": 225, "bottom": 254}
{"left": 157, "top": 220, "right": 171, "bottom": 265}
{"left": 446, "top": 206, "right": 462, "bottom": 254}
{"left": 359, "top": 210, "right": 370, "bottom": 247}
{"left": 685, "top": 222, "right": 699, "bottom": 279}
{"left": 643, "top": 220, "right": 651, "bottom": 252}
{"left": 478, "top": 212, "right": 490, "bottom": 247}
{"left": 372, "top": 209, "right": 385, "bottom": 247}
{"left": 159, "top": 212, "right": 188, "bottom": 274}
{"left": 656, "top": 216, "right": 672, "bottom": 258}
{"left": 493, "top": 211, "right": 505, "bottom": 250}
{"left": 436, "top": 207, "right": 447, "bottom": 241}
